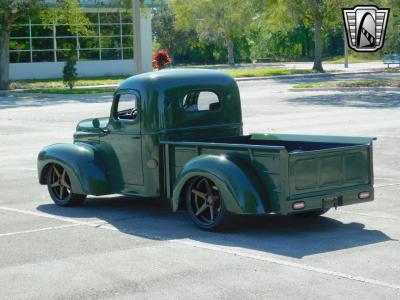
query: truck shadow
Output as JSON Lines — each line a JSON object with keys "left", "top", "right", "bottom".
{"left": 37, "top": 196, "right": 393, "bottom": 259}
{"left": 287, "top": 91, "right": 400, "bottom": 109}
{"left": 272, "top": 72, "right": 400, "bottom": 86}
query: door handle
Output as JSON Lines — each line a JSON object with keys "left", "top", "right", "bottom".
{"left": 131, "top": 136, "right": 141, "bottom": 139}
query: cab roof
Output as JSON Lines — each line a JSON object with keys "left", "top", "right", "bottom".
{"left": 118, "top": 68, "right": 236, "bottom": 91}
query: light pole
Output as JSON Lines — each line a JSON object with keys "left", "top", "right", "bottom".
{"left": 344, "top": 29, "right": 348, "bottom": 68}
{"left": 133, "top": 0, "right": 143, "bottom": 74}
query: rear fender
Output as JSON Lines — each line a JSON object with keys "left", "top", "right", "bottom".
{"left": 37, "top": 143, "right": 109, "bottom": 195}
{"left": 171, "top": 154, "right": 268, "bottom": 214}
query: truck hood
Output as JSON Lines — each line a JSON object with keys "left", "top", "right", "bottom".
{"left": 76, "top": 117, "right": 109, "bottom": 133}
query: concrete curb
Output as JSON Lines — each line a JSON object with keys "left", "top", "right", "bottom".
{"left": 11, "top": 84, "right": 118, "bottom": 92}
{"left": 9, "top": 91, "right": 113, "bottom": 98}
{"left": 289, "top": 87, "right": 400, "bottom": 92}
{"left": 0, "top": 90, "right": 10, "bottom": 97}
{"left": 75, "top": 84, "right": 117, "bottom": 89}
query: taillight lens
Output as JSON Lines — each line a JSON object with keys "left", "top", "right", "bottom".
{"left": 292, "top": 201, "right": 305, "bottom": 210}
{"left": 358, "top": 191, "right": 371, "bottom": 199}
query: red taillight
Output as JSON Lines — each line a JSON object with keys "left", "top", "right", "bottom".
{"left": 359, "top": 191, "right": 371, "bottom": 199}
{"left": 292, "top": 201, "right": 305, "bottom": 210}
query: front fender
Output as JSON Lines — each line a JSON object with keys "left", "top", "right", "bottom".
{"left": 171, "top": 154, "right": 268, "bottom": 215}
{"left": 37, "top": 143, "right": 109, "bottom": 195}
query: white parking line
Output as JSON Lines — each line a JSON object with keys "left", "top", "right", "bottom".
{"left": 0, "top": 224, "right": 81, "bottom": 237}
{"left": 0, "top": 206, "right": 106, "bottom": 226}
{"left": 174, "top": 239, "right": 400, "bottom": 291}
{"left": 1, "top": 205, "right": 400, "bottom": 291}
{"left": 339, "top": 210, "right": 400, "bottom": 221}
{"left": 95, "top": 223, "right": 400, "bottom": 291}
{"left": 375, "top": 183, "right": 400, "bottom": 188}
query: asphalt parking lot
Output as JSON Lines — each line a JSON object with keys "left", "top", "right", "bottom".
{"left": 1, "top": 72, "right": 400, "bottom": 299}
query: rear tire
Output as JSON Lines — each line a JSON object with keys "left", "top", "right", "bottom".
{"left": 186, "top": 176, "right": 233, "bottom": 231}
{"left": 46, "top": 164, "right": 86, "bottom": 207}
{"left": 294, "top": 208, "right": 330, "bottom": 218}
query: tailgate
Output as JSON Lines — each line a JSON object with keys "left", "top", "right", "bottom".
{"left": 288, "top": 144, "right": 372, "bottom": 198}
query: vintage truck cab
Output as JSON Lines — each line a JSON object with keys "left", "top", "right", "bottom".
{"left": 38, "top": 69, "right": 375, "bottom": 230}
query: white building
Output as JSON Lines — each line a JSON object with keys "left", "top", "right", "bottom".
{"left": 9, "top": 0, "right": 153, "bottom": 80}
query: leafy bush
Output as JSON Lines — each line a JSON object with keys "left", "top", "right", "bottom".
{"left": 63, "top": 49, "right": 78, "bottom": 89}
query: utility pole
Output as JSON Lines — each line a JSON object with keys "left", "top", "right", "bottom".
{"left": 344, "top": 29, "right": 348, "bottom": 68}
{"left": 133, "top": 0, "right": 143, "bottom": 74}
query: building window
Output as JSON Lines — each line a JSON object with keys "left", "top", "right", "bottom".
{"left": 9, "top": 10, "right": 134, "bottom": 63}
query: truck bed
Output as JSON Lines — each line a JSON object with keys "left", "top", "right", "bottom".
{"left": 162, "top": 133, "right": 374, "bottom": 214}
{"left": 195, "top": 134, "right": 367, "bottom": 152}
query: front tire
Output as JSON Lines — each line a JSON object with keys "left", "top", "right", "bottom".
{"left": 186, "top": 176, "right": 232, "bottom": 231}
{"left": 46, "top": 164, "right": 86, "bottom": 207}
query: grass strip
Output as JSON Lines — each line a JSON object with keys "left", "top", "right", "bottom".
{"left": 226, "top": 68, "right": 316, "bottom": 77}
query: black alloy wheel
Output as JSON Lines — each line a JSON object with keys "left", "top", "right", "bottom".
{"left": 186, "top": 176, "right": 232, "bottom": 231}
{"left": 47, "top": 164, "right": 86, "bottom": 207}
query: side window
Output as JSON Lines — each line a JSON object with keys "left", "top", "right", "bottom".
{"left": 183, "top": 91, "right": 220, "bottom": 112}
{"left": 116, "top": 93, "right": 138, "bottom": 120}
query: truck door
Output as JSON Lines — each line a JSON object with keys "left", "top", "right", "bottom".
{"left": 102, "top": 91, "right": 143, "bottom": 187}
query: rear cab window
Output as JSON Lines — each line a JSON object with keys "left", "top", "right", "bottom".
{"left": 183, "top": 91, "right": 221, "bottom": 112}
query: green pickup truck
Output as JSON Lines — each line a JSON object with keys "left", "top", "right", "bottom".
{"left": 37, "top": 69, "right": 375, "bottom": 230}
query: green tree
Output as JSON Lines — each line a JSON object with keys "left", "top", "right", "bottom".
{"left": 152, "top": 5, "right": 245, "bottom": 64}
{"left": 260, "top": 0, "right": 346, "bottom": 71}
{"left": 152, "top": 6, "right": 196, "bottom": 58}
{"left": 248, "top": 22, "right": 315, "bottom": 61}
{"left": 0, "top": 0, "right": 91, "bottom": 93}
{"left": 0, "top": 0, "right": 43, "bottom": 92}
{"left": 383, "top": 0, "right": 400, "bottom": 53}
{"left": 171, "top": 0, "right": 262, "bottom": 65}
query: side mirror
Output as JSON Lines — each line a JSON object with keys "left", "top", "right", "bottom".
{"left": 92, "top": 118, "right": 110, "bottom": 135}
{"left": 92, "top": 118, "right": 100, "bottom": 129}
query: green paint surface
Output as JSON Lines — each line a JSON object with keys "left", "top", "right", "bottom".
{"left": 38, "top": 69, "right": 374, "bottom": 215}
